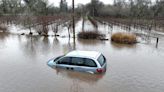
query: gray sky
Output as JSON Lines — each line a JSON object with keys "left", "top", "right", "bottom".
{"left": 48, "top": 0, "right": 113, "bottom": 7}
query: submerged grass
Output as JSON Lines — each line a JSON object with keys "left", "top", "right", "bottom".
{"left": 111, "top": 32, "right": 137, "bottom": 44}
{"left": 78, "top": 31, "right": 103, "bottom": 39}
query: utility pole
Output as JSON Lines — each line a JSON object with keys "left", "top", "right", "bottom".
{"left": 72, "top": 0, "right": 75, "bottom": 39}
{"left": 72, "top": 0, "right": 76, "bottom": 50}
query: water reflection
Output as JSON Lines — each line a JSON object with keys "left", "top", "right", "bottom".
{"left": 48, "top": 65, "right": 105, "bottom": 92}
{"left": 41, "top": 37, "right": 51, "bottom": 54}
{"left": 78, "top": 39, "right": 105, "bottom": 45}
{"left": 0, "top": 32, "right": 9, "bottom": 49}
{"left": 52, "top": 68, "right": 105, "bottom": 84}
{"left": 17, "top": 35, "right": 77, "bottom": 58}
{"left": 111, "top": 42, "right": 137, "bottom": 50}
{"left": 61, "top": 38, "right": 76, "bottom": 53}
{"left": 70, "top": 79, "right": 84, "bottom": 92}
{"left": 18, "top": 36, "right": 39, "bottom": 57}
{"left": 52, "top": 37, "right": 60, "bottom": 51}
{"left": 0, "top": 32, "right": 9, "bottom": 41}
{"left": 1, "top": 33, "right": 164, "bottom": 92}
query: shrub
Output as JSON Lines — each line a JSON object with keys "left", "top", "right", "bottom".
{"left": 111, "top": 32, "right": 137, "bottom": 44}
{"left": 78, "top": 31, "right": 103, "bottom": 39}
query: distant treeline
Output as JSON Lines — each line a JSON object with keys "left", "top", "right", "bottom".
{"left": 76, "top": 0, "right": 164, "bottom": 19}
{"left": 0, "top": 0, "right": 164, "bottom": 19}
{"left": 0, "top": 0, "right": 61, "bottom": 16}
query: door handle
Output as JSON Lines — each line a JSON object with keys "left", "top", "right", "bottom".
{"left": 66, "top": 67, "right": 74, "bottom": 70}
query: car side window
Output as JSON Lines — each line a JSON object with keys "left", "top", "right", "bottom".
{"left": 57, "top": 57, "right": 71, "bottom": 65}
{"left": 97, "top": 54, "right": 106, "bottom": 66}
{"left": 71, "top": 57, "right": 85, "bottom": 66}
{"left": 84, "top": 58, "right": 97, "bottom": 67}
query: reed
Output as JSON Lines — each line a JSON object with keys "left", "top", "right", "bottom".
{"left": 78, "top": 31, "right": 103, "bottom": 39}
{"left": 111, "top": 32, "right": 137, "bottom": 44}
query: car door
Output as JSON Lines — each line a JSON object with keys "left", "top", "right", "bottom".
{"left": 70, "top": 57, "right": 85, "bottom": 72}
{"left": 81, "top": 58, "right": 98, "bottom": 73}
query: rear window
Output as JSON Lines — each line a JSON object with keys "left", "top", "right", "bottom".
{"left": 97, "top": 54, "right": 106, "bottom": 66}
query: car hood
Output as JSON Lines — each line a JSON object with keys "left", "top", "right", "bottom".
{"left": 47, "top": 58, "right": 56, "bottom": 67}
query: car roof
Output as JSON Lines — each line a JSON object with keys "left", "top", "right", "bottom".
{"left": 65, "top": 50, "right": 101, "bottom": 59}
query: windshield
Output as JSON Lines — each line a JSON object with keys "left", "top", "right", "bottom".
{"left": 54, "top": 55, "right": 64, "bottom": 62}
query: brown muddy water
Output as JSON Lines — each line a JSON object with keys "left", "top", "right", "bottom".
{"left": 0, "top": 32, "right": 164, "bottom": 92}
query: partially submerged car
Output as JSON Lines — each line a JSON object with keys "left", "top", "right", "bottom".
{"left": 47, "top": 50, "right": 107, "bottom": 74}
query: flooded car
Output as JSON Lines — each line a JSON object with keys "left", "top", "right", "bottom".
{"left": 47, "top": 50, "right": 107, "bottom": 74}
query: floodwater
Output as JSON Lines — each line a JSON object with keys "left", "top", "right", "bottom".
{"left": 0, "top": 19, "right": 164, "bottom": 92}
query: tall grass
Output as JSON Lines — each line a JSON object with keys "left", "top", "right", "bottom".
{"left": 78, "top": 31, "right": 103, "bottom": 39}
{"left": 111, "top": 32, "right": 137, "bottom": 44}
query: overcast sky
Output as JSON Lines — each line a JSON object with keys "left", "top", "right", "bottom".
{"left": 48, "top": 0, "right": 113, "bottom": 7}
{"left": 48, "top": 0, "right": 156, "bottom": 7}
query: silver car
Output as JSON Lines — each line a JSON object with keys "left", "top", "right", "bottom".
{"left": 47, "top": 50, "right": 107, "bottom": 74}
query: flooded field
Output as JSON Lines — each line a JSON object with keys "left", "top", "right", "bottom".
{"left": 0, "top": 33, "right": 164, "bottom": 92}
{"left": 0, "top": 19, "right": 164, "bottom": 92}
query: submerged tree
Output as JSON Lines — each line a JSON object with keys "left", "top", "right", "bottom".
{"left": 86, "top": 0, "right": 104, "bottom": 16}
